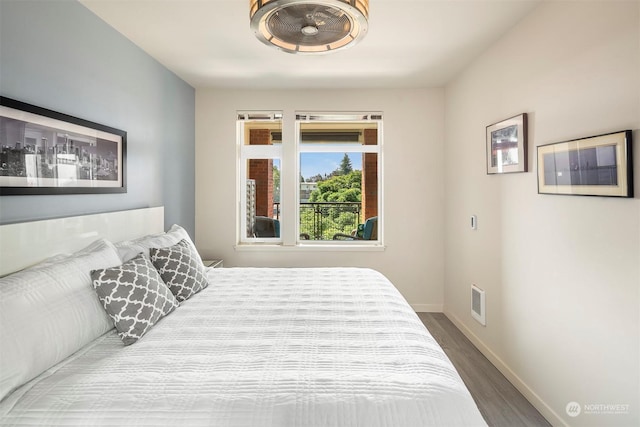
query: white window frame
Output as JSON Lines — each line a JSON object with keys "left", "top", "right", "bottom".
{"left": 295, "top": 112, "right": 383, "bottom": 247}
{"left": 236, "top": 111, "right": 383, "bottom": 250}
{"left": 237, "top": 112, "right": 282, "bottom": 244}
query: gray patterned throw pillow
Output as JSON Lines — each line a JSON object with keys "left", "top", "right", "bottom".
{"left": 91, "top": 254, "right": 179, "bottom": 345}
{"left": 150, "top": 239, "right": 209, "bottom": 302}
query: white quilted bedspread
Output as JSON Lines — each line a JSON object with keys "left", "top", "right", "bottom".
{"left": 0, "top": 268, "right": 486, "bottom": 427}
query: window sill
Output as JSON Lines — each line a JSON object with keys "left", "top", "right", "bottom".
{"left": 234, "top": 243, "right": 386, "bottom": 252}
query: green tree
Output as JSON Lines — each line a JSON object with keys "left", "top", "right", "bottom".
{"left": 309, "top": 170, "right": 361, "bottom": 202}
{"left": 301, "top": 169, "right": 362, "bottom": 240}
{"left": 336, "top": 153, "right": 353, "bottom": 176}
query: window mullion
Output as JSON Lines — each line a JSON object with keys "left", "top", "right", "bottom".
{"left": 280, "top": 110, "right": 297, "bottom": 246}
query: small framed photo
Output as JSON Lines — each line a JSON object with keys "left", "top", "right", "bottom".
{"left": 486, "top": 113, "right": 528, "bottom": 174}
{"left": 537, "top": 130, "right": 633, "bottom": 198}
{"left": 0, "top": 97, "right": 126, "bottom": 195}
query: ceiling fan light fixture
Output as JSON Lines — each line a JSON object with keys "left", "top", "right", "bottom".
{"left": 249, "top": 0, "right": 369, "bottom": 54}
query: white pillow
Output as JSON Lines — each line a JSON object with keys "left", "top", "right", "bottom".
{"left": 115, "top": 224, "right": 202, "bottom": 264}
{"left": 0, "top": 239, "right": 121, "bottom": 401}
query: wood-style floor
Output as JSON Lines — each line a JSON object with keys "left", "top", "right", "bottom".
{"left": 418, "top": 313, "right": 552, "bottom": 427}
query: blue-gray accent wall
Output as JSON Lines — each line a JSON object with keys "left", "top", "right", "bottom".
{"left": 0, "top": 0, "right": 196, "bottom": 236}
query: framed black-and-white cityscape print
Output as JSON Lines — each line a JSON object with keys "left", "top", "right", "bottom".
{"left": 537, "top": 130, "right": 633, "bottom": 198}
{"left": 486, "top": 113, "right": 528, "bottom": 174}
{"left": 0, "top": 97, "right": 126, "bottom": 195}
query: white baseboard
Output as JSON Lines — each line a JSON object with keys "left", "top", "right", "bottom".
{"left": 443, "top": 310, "right": 567, "bottom": 427}
{"left": 411, "top": 304, "right": 443, "bottom": 313}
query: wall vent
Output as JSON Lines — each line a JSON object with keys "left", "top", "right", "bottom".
{"left": 471, "top": 284, "right": 486, "bottom": 326}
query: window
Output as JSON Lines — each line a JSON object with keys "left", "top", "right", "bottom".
{"left": 297, "top": 113, "right": 382, "bottom": 244}
{"left": 237, "top": 111, "right": 382, "bottom": 248}
{"left": 237, "top": 112, "right": 282, "bottom": 243}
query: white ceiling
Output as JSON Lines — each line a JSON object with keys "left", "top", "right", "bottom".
{"left": 80, "top": 0, "right": 540, "bottom": 89}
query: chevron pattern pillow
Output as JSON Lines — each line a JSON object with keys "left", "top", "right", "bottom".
{"left": 91, "top": 254, "right": 179, "bottom": 345}
{"left": 150, "top": 239, "right": 209, "bottom": 302}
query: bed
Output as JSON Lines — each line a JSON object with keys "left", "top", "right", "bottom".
{"left": 0, "top": 208, "right": 487, "bottom": 426}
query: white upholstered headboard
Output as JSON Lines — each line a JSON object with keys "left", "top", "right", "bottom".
{"left": 0, "top": 207, "right": 164, "bottom": 276}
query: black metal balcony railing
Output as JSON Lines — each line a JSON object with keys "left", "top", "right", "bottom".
{"left": 272, "top": 202, "right": 361, "bottom": 240}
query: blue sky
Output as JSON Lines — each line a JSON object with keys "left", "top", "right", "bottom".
{"left": 300, "top": 153, "right": 362, "bottom": 180}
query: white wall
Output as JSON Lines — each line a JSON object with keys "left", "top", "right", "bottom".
{"left": 444, "top": 2, "right": 639, "bottom": 426}
{"left": 196, "top": 89, "right": 445, "bottom": 310}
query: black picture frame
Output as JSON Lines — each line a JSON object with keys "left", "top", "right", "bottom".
{"left": 486, "top": 113, "right": 528, "bottom": 174}
{"left": 537, "top": 130, "right": 633, "bottom": 198}
{"left": 0, "top": 97, "right": 126, "bottom": 195}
